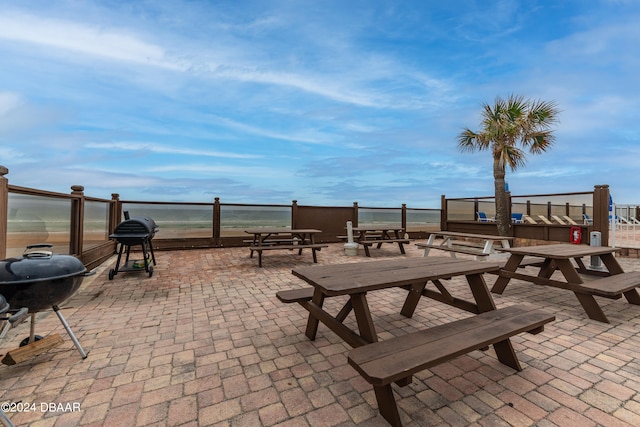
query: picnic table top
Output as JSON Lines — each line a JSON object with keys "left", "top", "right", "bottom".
{"left": 292, "top": 257, "right": 500, "bottom": 296}
{"left": 244, "top": 228, "right": 322, "bottom": 235}
{"left": 498, "top": 243, "right": 619, "bottom": 258}
{"left": 429, "top": 231, "right": 515, "bottom": 240}
{"left": 352, "top": 224, "right": 403, "bottom": 231}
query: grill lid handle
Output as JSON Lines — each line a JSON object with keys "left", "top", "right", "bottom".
{"left": 24, "top": 243, "right": 54, "bottom": 258}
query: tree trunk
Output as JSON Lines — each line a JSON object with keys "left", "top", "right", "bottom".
{"left": 493, "top": 158, "right": 510, "bottom": 236}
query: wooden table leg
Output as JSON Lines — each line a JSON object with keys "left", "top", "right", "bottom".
{"left": 623, "top": 289, "right": 640, "bottom": 305}
{"left": 305, "top": 290, "right": 326, "bottom": 340}
{"left": 493, "top": 339, "right": 522, "bottom": 371}
{"left": 537, "top": 259, "right": 557, "bottom": 278}
{"left": 350, "top": 293, "right": 378, "bottom": 343}
{"left": 492, "top": 254, "right": 524, "bottom": 294}
{"left": 373, "top": 385, "right": 402, "bottom": 427}
{"left": 301, "top": 301, "right": 368, "bottom": 347}
{"left": 554, "top": 258, "right": 582, "bottom": 283}
{"left": 467, "top": 273, "right": 497, "bottom": 313}
{"left": 573, "top": 293, "right": 610, "bottom": 322}
{"left": 362, "top": 243, "right": 371, "bottom": 257}
{"left": 555, "top": 258, "right": 610, "bottom": 322}
{"left": 600, "top": 253, "right": 625, "bottom": 275}
{"left": 400, "top": 282, "right": 427, "bottom": 318}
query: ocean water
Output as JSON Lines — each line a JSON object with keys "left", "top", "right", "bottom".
{"left": 7, "top": 195, "right": 440, "bottom": 244}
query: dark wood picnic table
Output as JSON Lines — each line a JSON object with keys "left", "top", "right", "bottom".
{"left": 350, "top": 224, "right": 411, "bottom": 257}
{"left": 493, "top": 243, "right": 640, "bottom": 322}
{"left": 244, "top": 228, "right": 327, "bottom": 267}
{"left": 279, "top": 257, "right": 555, "bottom": 426}
{"left": 288, "top": 257, "right": 500, "bottom": 347}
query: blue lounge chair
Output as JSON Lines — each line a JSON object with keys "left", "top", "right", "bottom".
{"left": 511, "top": 213, "right": 524, "bottom": 223}
{"left": 477, "top": 212, "right": 494, "bottom": 222}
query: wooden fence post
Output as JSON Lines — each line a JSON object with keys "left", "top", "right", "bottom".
{"left": 70, "top": 185, "right": 85, "bottom": 256}
{"left": 353, "top": 202, "right": 359, "bottom": 227}
{"left": 110, "top": 194, "right": 121, "bottom": 234}
{"left": 593, "top": 185, "right": 610, "bottom": 245}
{"left": 213, "top": 197, "right": 221, "bottom": 245}
{"left": 441, "top": 195, "right": 448, "bottom": 231}
{"left": 0, "top": 166, "right": 8, "bottom": 259}
{"left": 291, "top": 200, "right": 298, "bottom": 229}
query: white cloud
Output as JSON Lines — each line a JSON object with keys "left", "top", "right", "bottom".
{"left": 0, "top": 92, "right": 22, "bottom": 115}
{"left": 85, "top": 142, "right": 262, "bottom": 159}
{"left": 0, "top": 11, "right": 184, "bottom": 70}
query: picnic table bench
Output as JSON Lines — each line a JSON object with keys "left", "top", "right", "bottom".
{"left": 347, "top": 304, "right": 555, "bottom": 426}
{"left": 244, "top": 228, "right": 328, "bottom": 267}
{"left": 417, "top": 231, "right": 514, "bottom": 260}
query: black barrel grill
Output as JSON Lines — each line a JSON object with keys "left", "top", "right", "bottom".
{"left": 109, "top": 215, "right": 158, "bottom": 280}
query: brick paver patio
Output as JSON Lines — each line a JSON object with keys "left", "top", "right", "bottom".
{"left": 1, "top": 243, "right": 640, "bottom": 426}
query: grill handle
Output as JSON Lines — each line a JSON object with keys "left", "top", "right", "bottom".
{"left": 9, "top": 307, "right": 29, "bottom": 326}
{"left": 24, "top": 243, "right": 54, "bottom": 258}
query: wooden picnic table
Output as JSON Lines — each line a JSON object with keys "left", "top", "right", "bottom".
{"left": 244, "top": 228, "right": 327, "bottom": 267}
{"left": 278, "top": 257, "right": 554, "bottom": 426}
{"left": 417, "top": 231, "right": 514, "bottom": 260}
{"left": 492, "top": 243, "right": 640, "bottom": 322}
{"left": 350, "top": 224, "right": 411, "bottom": 257}
{"left": 286, "top": 257, "right": 500, "bottom": 347}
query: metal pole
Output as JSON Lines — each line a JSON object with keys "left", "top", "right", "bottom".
{"left": 53, "top": 305, "right": 88, "bottom": 359}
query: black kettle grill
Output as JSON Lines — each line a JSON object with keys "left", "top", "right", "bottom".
{"left": 108, "top": 213, "right": 158, "bottom": 280}
{"left": 0, "top": 244, "right": 92, "bottom": 359}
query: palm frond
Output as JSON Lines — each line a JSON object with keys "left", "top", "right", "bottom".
{"left": 459, "top": 94, "right": 560, "bottom": 171}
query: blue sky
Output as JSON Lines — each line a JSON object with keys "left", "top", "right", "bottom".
{"left": 1, "top": 0, "right": 638, "bottom": 207}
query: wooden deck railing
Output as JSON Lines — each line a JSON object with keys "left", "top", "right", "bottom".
{"left": 0, "top": 165, "right": 438, "bottom": 267}
{"left": 0, "top": 164, "right": 615, "bottom": 268}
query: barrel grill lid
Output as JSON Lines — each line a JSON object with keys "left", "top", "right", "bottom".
{"left": 113, "top": 217, "right": 158, "bottom": 235}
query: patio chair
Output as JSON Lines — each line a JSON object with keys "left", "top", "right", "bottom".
{"left": 511, "top": 213, "right": 524, "bottom": 223}
{"left": 551, "top": 215, "right": 567, "bottom": 225}
{"left": 522, "top": 214, "right": 538, "bottom": 224}
{"left": 583, "top": 214, "right": 593, "bottom": 225}
{"left": 477, "top": 212, "right": 495, "bottom": 222}
{"left": 563, "top": 216, "right": 578, "bottom": 225}
{"left": 537, "top": 215, "right": 553, "bottom": 225}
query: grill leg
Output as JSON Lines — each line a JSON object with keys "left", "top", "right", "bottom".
{"left": 0, "top": 408, "right": 14, "bottom": 427}
{"left": 114, "top": 243, "right": 125, "bottom": 272}
{"left": 141, "top": 242, "right": 150, "bottom": 272}
{"left": 148, "top": 238, "right": 157, "bottom": 265}
{"left": 53, "top": 305, "right": 87, "bottom": 359}
{"left": 29, "top": 313, "right": 36, "bottom": 343}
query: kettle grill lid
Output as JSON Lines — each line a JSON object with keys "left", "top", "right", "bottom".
{"left": 0, "top": 245, "right": 87, "bottom": 285}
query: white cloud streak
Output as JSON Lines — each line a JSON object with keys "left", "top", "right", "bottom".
{"left": 85, "top": 142, "right": 261, "bottom": 159}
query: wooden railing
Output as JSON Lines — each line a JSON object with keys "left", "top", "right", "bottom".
{"left": 441, "top": 185, "right": 611, "bottom": 245}
{"left": 0, "top": 166, "right": 439, "bottom": 267}
{"left": 0, "top": 164, "right": 614, "bottom": 268}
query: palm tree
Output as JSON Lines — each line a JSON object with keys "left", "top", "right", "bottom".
{"left": 458, "top": 95, "right": 560, "bottom": 236}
